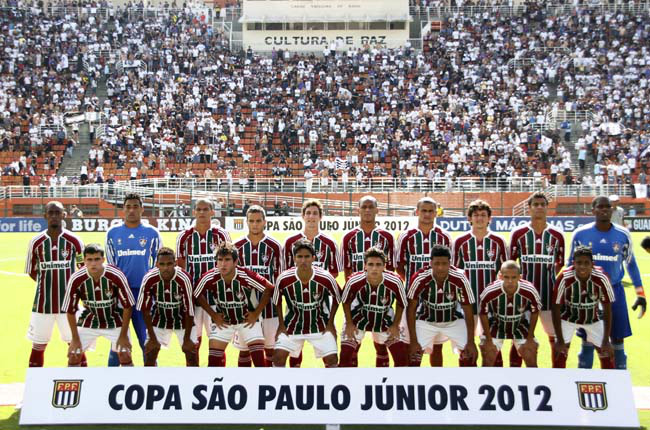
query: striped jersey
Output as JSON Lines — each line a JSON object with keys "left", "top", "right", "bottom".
{"left": 407, "top": 265, "right": 474, "bottom": 323}
{"left": 453, "top": 231, "right": 507, "bottom": 313}
{"left": 176, "top": 225, "right": 231, "bottom": 305}
{"left": 25, "top": 229, "right": 84, "bottom": 314}
{"left": 341, "top": 271, "right": 406, "bottom": 332}
{"left": 283, "top": 232, "right": 342, "bottom": 278}
{"left": 479, "top": 279, "right": 541, "bottom": 340}
{"left": 136, "top": 267, "right": 194, "bottom": 330}
{"left": 509, "top": 223, "right": 565, "bottom": 310}
{"left": 62, "top": 265, "right": 134, "bottom": 329}
{"left": 194, "top": 267, "right": 272, "bottom": 325}
{"left": 341, "top": 227, "right": 395, "bottom": 273}
{"left": 553, "top": 266, "right": 615, "bottom": 325}
{"left": 234, "top": 235, "right": 283, "bottom": 318}
{"left": 273, "top": 267, "right": 341, "bottom": 335}
{"left": 396, "top": 226, "right": 453, "bottom": 289}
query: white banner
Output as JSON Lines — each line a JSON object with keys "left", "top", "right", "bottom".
{"left": 20, "top": 368, "right": 638, "bottom": 427}
{"left": 225, "top": 216, "right": 418, "bottom": 233}
{"left": 634, "top": 183, "right": 648, "bottom": 198}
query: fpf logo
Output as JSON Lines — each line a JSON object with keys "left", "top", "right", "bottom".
{"left": 52, "top": 380, "right": 82, "bottom": 409}
{"left": 576, "top": 382, "right": 607, "bottom": 411}
{"left": 234, "top": 219, "right": 244, "bottom": 230}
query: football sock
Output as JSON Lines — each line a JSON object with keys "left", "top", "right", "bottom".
{"left": 613, "top": 342, "right": 626, "bottom": 369}
{"left": 387, "top": 341, "right": 408, "bottom": 367}
{"left": 509, "top": 343, "right": 522, "bottom": 367}
{"left": 29, "top": 343, "right": 46, "bottom": 367}
{"left": 429, "top": 344, "right": 443, "bottom": 367}
{"left": 374, "top": 342, "right": 390, "bottom": 367}
{"left": 339, "top": 341, "right": 358, "bottom": 367}
{"left": 249, "top": 344, "right": 267, "bottom": 367}
{"left": 108, "top": 350, "right": 120, "bottom": 367}
{"left": 238, "top": 351, "right": 252, "bottom": 367}
{"left": 208, "top": 348, "right": 225, "bottom": 367}
{"left": 578, "top": 341, "right": 595, "bottom": 369}
{"left": 264, "top": 348, "right": 274, "bottom": 367}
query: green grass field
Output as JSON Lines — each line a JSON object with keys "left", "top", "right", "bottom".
{"left": 1, "top": 230, "right": 649, "bottom": 429}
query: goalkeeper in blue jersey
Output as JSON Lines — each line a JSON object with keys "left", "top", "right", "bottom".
{"left": 568, "top": 196, "right": 646, "bottom": 369}
{"left": 105, "top": 193, "right": 162, "bottom": 366}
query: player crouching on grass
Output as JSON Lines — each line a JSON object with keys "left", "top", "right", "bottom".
{"left": 137, "top": 247, "right": 198, "bottom": 366}
{"left": 551, "top": 246, "right": 615, "bottom": 368}
{"left": 479, "top": 261, "right": 541, "bottom": 368}
{"left": 272, "top": 239, "right": 341, "bottom": 368}
{"left": 63, "top": 244, "right": 134, "bottom": 367}
{"left": 406, "top": 245, "right": 478, "bottom": 367}
{"left": 340, "top": 247, "right": 408, "bottom": 367}
{"left": 194, "top": 243, "right": 274, "bottom": 367}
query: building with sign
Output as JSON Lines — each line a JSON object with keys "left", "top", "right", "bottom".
{"left": 241, "top": 0, "right": 410, "bottom": 52}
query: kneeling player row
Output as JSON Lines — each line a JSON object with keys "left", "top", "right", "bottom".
{"left": 61, "top": 241, "right": 615, "bottom": 368}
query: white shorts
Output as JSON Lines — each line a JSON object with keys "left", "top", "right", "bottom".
{"left": 560, "top": 320, "right": 604, "bottom": 347}
{"left": 147, "top": 326, "right": 197, "bottom": 348}
{"left": 208, "top": 321, "right": 264, "bottom": 345}
{"left": 415, "top": 319, "right": 468, "bottom": 353}
{"left": 480, "top": 337, "right": 537, "bottom": 351}
{"left": 78, "top": 327, "right": 130, "bottom": 352}
{"left": 233, "top": 318, "right": 279, "bottom": 350}
{"left": 276, "top": 332, "right": 338, "bottom": 359}
{"left": 341, "top": 326, "right": 393, "bottom": 345}
{"left": 539, "top": 310, "right": 556, "bottom": 337}
{"left": 194, "top": 306, "right": 214, "bottom": 338}
{"left": 26, "top": 312, "right": 72, "bottom": 344}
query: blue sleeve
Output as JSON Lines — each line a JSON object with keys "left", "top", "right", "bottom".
{"left": 149, "top": 228, "right": 162, "bottom": 268}
{"left": 567, "top": 232, "right": 578, "bottom": 266}
{"left": 625, "top": 236, "right": 643, "bottom": 288}
{"left": 106, "top": 230, "right": 116, "bottom": 265}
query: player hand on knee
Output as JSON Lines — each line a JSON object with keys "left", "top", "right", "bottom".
{"left": 554, "top": 341, "right": 569, "bottom": 358}
{"left": 211, "top": 313, "right": 228, "bottom": 329}
{"left": 116, "top": 336, "right": 132, "bottom": 363}
{"left": 243, "top": 311, "right": 260, "bottom": 328}
{"left": 480, "top": 340, "right": 498, "bottom": 366}
{"left": 67, "top": 340, "right": 83, "bottom": 365}
{"left": 145, "top": 338, "right": 161, "bottom": 355}
{"left": 275, "top": 325, "right": 287, "bottom": 341}
{"left": 182, "top": 338, "right": 196, "bottom": 356}
{"left": 386, "top": 322, "right": 400, "bottom": 342}
{"left": 599, "top": 339, "right": 614, "bottom": 360}
{"left": 462, "top": 341, "right": 478, "bottom": 363}
{"left": 344, "top": 323, "right": 358, "bottom": 340}
{"left": 408, "top": 341, "right": 422, "bottom": 358}
{"left": 518, "top": 339, "right": 537, "bottom": 359}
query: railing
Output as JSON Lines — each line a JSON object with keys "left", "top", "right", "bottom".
{"left": 1, "top": 177, "right": 633, "bottom": 198}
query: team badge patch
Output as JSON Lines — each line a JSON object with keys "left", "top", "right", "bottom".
{"left": 139, "top": 237, "right": 148, "bottom": 247}
{"left": 61, "top": 249, "right": 69, "bottom": 258}
{"left": 576, "top": 382, "right": 608, "bottom": 411}
{"left": 52, "top": 380, "right": 82, "bottom": 409}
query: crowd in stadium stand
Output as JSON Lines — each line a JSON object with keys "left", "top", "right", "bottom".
{"left": 1, "top": 0, "right": 650, "bottom": 188}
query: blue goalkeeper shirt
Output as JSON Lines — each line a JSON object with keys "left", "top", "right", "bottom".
{"left": 106, "top": 222, "right": 162, "bottom": 290}
{"left": 568, "top": 222, "right": 642, "bottom": 288}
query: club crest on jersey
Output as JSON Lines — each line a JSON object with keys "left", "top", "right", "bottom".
{"left": 262, "top": 254, "right": 269, "bottom": 263}
{"left": 209, "top": 242, "right": 217, "bottom": 252}
{"left": 236, "top": 291, "right": 245, "bottom": 300}
{"left": 590, "top": 292, "right": 599, "bottom": 301}
{"left": 139, "top": 237, "right": 147, "bottom": 248}
{"left": 487, "top": 249, "right": 495, "bottom": 259}
{"left": 174, "top": 293, "right": 182, "bottom": 301}
{"left": 52, "top": 380, "right": 82, "bottom": 409}
{"left": 313, "top": 291, "right": 321, "bottom": 300}
{"left": 381, "top": 296, "right": 389, "bottom": 305}
{"left": 104, "top": 287, "right": 113, "bottom": 298}
{"left": 61, "top": 249, "right": 69, "bottom": 258}
{"left": 546, "top": 244, "right": 554, "bottom": 254}
{"left": 577, "top": 382, "right": 608, "bottom": 411}
{"left": 117, "top": 238, "right": 122, "bottom": 245}
{"left": 612, "top": 242, "right": 621, "bottom": 252}
{"left": 446, "top": 292, "right": 455, "bottom": 301}
{"left": 316, "top": 251, "right": 324, "bottom": 260}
